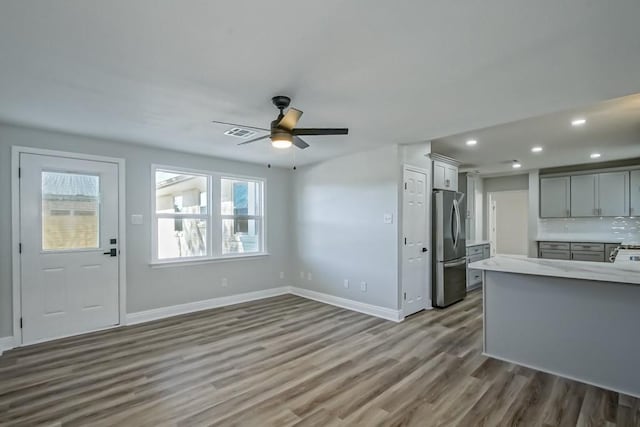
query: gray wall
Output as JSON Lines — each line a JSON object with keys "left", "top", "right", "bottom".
{"left": 482, "top": 174, "right": 529, "bottom": 240}
{"left": 0, "top": 123, "right": 293, "bottom": 336}
{"left": 293, "top": 145, "right": 401, "bottom": 310}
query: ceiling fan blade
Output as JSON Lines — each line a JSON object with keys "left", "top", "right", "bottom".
{"left": 292, "top": 128, "right": 349, "bottom": 136}
{"left": 292, "top": 136, "right": 310, "bottom": 149}
{"left": 237, "top": 135, "right": 270, "bottom": 145}
{"left": 211, "top": 120, "right": 269, "bottom": 131}
{"left": 277, "top": 108, "right": 303, "bottom": 130}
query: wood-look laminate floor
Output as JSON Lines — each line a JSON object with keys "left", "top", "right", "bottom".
{"left": 1, "top": 291, "right": 639, "bottom": 426}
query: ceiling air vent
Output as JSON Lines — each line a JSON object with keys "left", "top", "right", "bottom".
{"left": 224, "top": 128, "right": 257, "bottom": 139}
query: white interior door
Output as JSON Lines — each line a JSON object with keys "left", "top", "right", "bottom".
{"left": 402, "top": 168, "right": 429, "bottom": 316}
{"left": 20, "top": 153, "right": 120, "bottom": 345}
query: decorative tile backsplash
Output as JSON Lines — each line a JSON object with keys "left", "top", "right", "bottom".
{"left": 538, "top": 217, "right": 640, "bottom": 242}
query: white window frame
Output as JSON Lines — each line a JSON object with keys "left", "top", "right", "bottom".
{"left": 151, "top": 164, "right": 267, "bottom": 266}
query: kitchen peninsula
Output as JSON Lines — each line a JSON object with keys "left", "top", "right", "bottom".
{"left": 469, "top": 255, "right": 640, "bottom": 398}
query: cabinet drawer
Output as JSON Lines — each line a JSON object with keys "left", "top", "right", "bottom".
{"left": 571, "top": 251, "right": 605, "bottom": 262}
{"left": 539, "top": 249, "right": 571, "bottom": 260}
{"left": 468, "top": 268, "right": 482, "bottom": 286}
{"left": 570, "top": 243, "right": 604, "bottom": 252}
{"left": 467, "top": 245, "right": 483, "bottom": 256}
{"left": 468, "top": 253, "right": 484, "bottom": 263}
{"left": 539, "top": 242, "right": 570, "bottom": 251}
{"left": 482, "top": 245, "right": 490, "bottom": 258}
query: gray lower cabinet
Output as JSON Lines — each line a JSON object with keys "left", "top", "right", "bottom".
{"left": 538, "top": 241, "right": 619, "bottom": 262}
{"left": 467, "top": 243, "right": 490, "bottom": 289}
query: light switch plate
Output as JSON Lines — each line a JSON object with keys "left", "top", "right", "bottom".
{"left": 131, "top": 214, "right": 143, "bottom": 225}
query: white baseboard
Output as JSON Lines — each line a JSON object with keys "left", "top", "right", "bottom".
{"left": 289, "top": 287, "right": 404, "bottom": 322}
{"left": 126, "top": 287, "right": 290, "bottom": 325}
{"left": 0, "top": 336, "right": 16, "bottom": 355}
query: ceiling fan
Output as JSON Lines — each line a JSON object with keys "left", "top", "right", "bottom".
{"left": 212, "top": 96, "right": 348, "bottom": 149}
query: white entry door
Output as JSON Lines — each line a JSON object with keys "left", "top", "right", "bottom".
{"left": 20, "top": 153, "right": 120, "bottom": 345}
{"left": 402, "top": 168, "right": 429, "bottom": 316}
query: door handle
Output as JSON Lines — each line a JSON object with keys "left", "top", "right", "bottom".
{"left": 422, "top": 248, "right": 428, "bottom": 252}
{"left": 103, "top": 248, "right": 117, "bottom": 257}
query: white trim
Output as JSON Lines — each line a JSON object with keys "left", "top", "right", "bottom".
{"left": 0, "top": 336, "right": 16, "bottom": 356}
{"left": 483, "top": 352, "right": 640, "bottom": 399}
{"left": 149, "top": 253, "right": 270, "bottom": 268}
{"left": 11, "top": 146, "right": 127, "bottom": 346}
{"left": 126, "top": 287, "right": 290, "bottom": 325}
{"left": 289, "top": 287, "right": 404, "bottom": 322}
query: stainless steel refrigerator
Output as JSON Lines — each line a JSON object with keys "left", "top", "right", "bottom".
{"left": 432, "top": 190, "right": 466, "bottom": 307}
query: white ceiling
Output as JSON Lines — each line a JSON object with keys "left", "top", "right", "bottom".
{"left": 432, "top": 93, "right": 640, "bottom": 175}
{"left": 1, "top": 1, "right": 640, "bottom": 167}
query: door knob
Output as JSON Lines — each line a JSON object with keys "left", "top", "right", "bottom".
{"left": 422, "top": 248, "right": 428, "bottom": 252}
{"left": 103, "top": 248, "right": 117, "bottom": 257}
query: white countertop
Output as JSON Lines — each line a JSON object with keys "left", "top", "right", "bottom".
{"left": 469, "top": 255, "right": 640, "bottom": 285}
{"left": 536, "top": 235, "right": 625, "bottom": 244}
{"left": 466, "top": 240, "right": 490, "bottom": 247}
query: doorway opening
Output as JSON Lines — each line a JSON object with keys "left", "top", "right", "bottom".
{"left": 488, "top": 190, "right": 529, "bottom": 256}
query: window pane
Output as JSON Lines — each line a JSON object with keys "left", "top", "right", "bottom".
{"left": 156, "top": 170, "right": 207, "bottom": 214}
{"left": 221, "top": 178, "right": 261, "bottom": 216}
{"left": 222, "top": 219, "right": 260, "bottom": 254}
{"left": 157, "top": 218, "right": 207, "bottom": 259}
{"left": 42, "top": 172, "right": 100, "bottom": 250}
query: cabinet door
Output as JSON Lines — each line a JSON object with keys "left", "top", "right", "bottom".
{"left": 445, "top": 166, "right": 458, "bottom": 191}
{"left": 466, "top": 177, "right": 475, "bottom": 240}
{"left": 571, "top": 174, "right": 597, "bottom": 217}
{"left": 630, "top": 170, "right": 640, "bottom": 216}
{"left": 598, "top": 172, "right": 629, "bottom": 217}
{"left": 433, "top": 162, "right": 446, "bottom": 190}
{"left": 540, "top": 176, "right": 570, "bottom": 218}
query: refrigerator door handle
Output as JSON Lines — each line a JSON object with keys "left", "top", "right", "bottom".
{"left": 454, "top": 198, "right": 462, "bottom": 247}
{"left": 444, "top": 258, "right": 467, "bottom": 268}
{"left": 452, "top": 199, "right": 460, "bottom": 250}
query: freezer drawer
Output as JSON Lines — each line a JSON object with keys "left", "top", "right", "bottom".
{"left": 433, "top": 258, "right": 466, "bottom": 308}
{"left": 571, "top": 251, "right": 605, "bottom": 262}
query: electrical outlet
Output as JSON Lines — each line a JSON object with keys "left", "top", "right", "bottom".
{"left": 279, "top": 271, "right": 285, "bottom": 279}
{"left": 307, "top": 272, "right": 312, "bottom": 281}
{"left": 300, "top": 271, "right": 305, "bottom": 279}
{"left": 221, "top": 278, "right": 228, "bottom": 287}
{"left": 343, "top": 279, "right": 349, "bottom": 289}
{"left": 360, "top": 281, "right": 367, "bottom": 292}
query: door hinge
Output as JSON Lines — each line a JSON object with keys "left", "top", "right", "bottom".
{"left": 18, "top": 167, "right": 21, "bottom": 178}
{"left": 404, "top": 182, "right": 407, "bottom": 190}
{"left": 20, "top": 318, "right": 23, "bottom": 329}
{"left": 404, "top": 292, "right": 407, "bottom": 300}
{"left": 19, "top": 243, "right": 22, "bottom": 254}
{"left": 404, "top": 237, "right": 407, "bottom": 245}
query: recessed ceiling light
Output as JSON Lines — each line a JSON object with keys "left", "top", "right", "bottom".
{"left": 466, "top": 139, "right": 477, "bottom": 146}
{"left": 590, "top": 153, "right": 601, "bottom": 159}
{"left": 571, "top": 118, "right": 586, "bottom": 126}
{"left": 512, "top": 162, "right": 522, "bottom": 169}
{"left": 531, "top": 146, "right": 543, "bottom": 153}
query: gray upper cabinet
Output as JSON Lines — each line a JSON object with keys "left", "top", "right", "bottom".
{"left": 631, "top": 170, "right": 640, "bottom": 216}
{"left": 598, "top": 172, "right": 629, "bottom": 217}
{"left": 433, "top": 160, "right": 458, "bottom": 191}
{"left": 540, "top": 176, "right": 570, "bottom": 218}
{"left": 570, "top": 174, "right": 598, "bottom": 217}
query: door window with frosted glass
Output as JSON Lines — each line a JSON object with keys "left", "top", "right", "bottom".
{"left": 42, "top": 171, "right": 100, "bottom": 250}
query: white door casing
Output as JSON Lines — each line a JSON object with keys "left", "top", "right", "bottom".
{"left": 20, "top": 153, "right": 120, "bottom": 345}
{"left": 402, "top": 167, "right": 429, "bottom": 316}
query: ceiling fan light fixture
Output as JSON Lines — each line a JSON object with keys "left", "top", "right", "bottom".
{"left": 271, "top": 133, "right": 293, "bottom": 149}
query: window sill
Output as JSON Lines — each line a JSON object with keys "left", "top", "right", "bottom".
{"left": 150, "top": 253, "right": 270, "bottom": 268}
